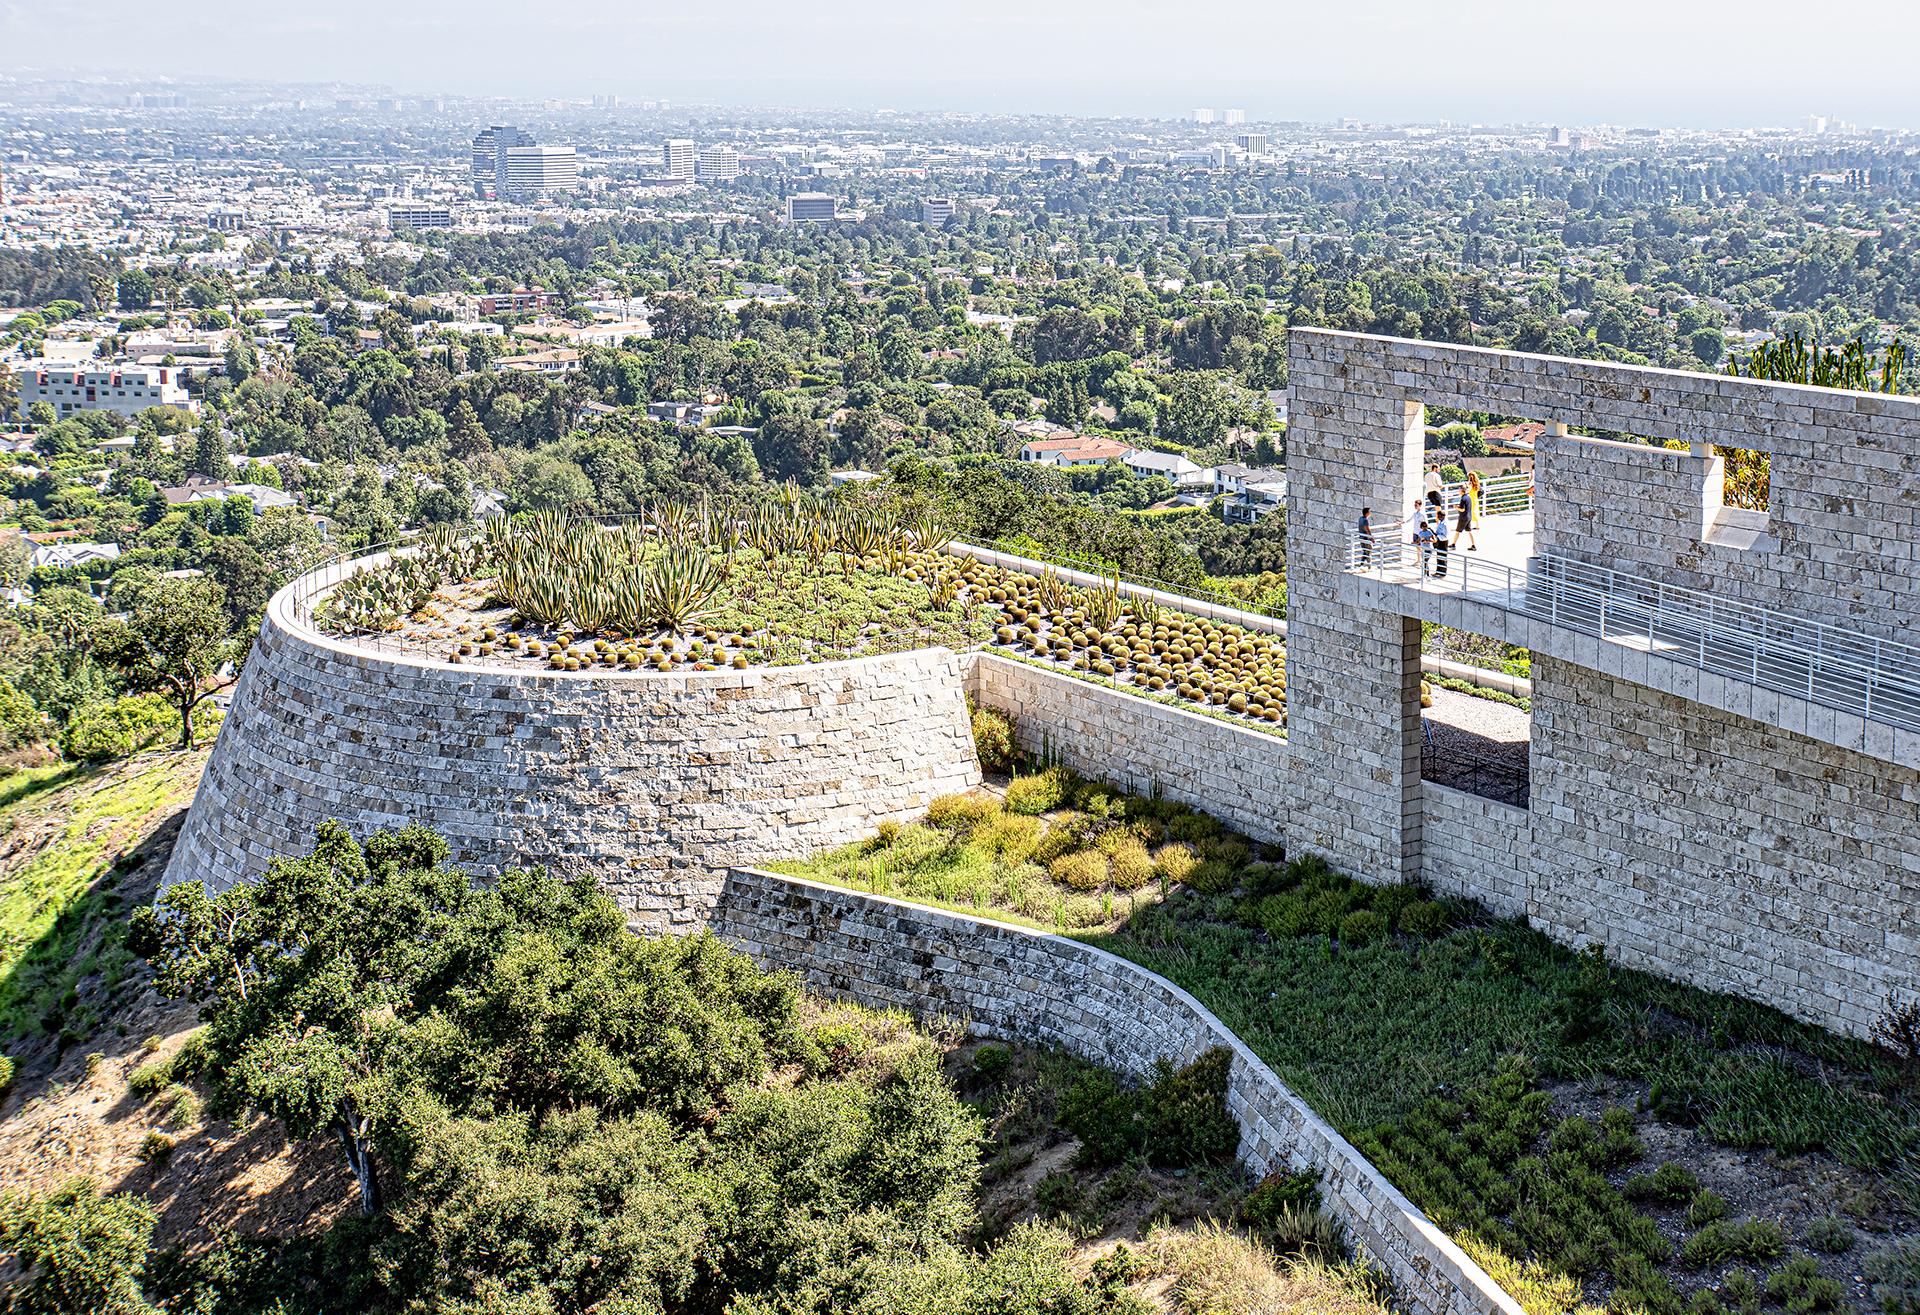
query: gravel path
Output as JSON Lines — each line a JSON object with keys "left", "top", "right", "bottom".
{"left": 1422, "top": 686, "right": 1530, "bottom": 806}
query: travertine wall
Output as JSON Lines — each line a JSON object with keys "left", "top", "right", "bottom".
{"left": 1419, "top": 783, "right": 1530, "bottom": 920}
{"left": 1288, "top": 329, "right": 1920, "bottom": 1035}
{"left": 713, "top": 867, "right": 1521, "bottom": 1315}
{"left": 966, "top": 653, "right": 1288, "bottom": 844}
{"left": 1284, "top": 338, "right": 1428, "bottom": 881}
{"left": 163, "top": 586, "right": 982, "bottom": 930}
{"left": 1529, "top": 656, "right": 1920, "bottom": 1035}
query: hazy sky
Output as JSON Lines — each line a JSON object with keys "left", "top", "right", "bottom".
{"left": 4, "top": 0, "right": 1916, "bottom": 127}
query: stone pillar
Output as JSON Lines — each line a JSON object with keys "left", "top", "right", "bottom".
{"left": 1282, "top": 331, "right": 1427, "bottom": 884}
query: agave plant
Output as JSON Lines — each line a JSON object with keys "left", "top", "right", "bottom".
{"left": 649, "top": 544, "right": 724, "bottom": 632}
{"left": 910, "top": 508, "right": 959, "bottom": 555}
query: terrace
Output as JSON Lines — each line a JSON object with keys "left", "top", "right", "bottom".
{"left": 1342, "top": 474, "right": 1920, "bottom": 763}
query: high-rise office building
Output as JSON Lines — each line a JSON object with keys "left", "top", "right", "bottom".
{"left": 921, "top": 196, "right": 956, "bottom": 225}
{"left": 503, "top": 146, "right": 580, "bottom": 199}
{"left": 1235, "top": 132, "right": 1268, "bottom": 153}
{"left": 1192, "top": 108, "right": 1217, "bottom": 124}
{"left": 786, "top": 192, "right": 838, "bottom": 223}
{"left": 663, "top": 138, "right": 696, "bottom": 180}
{"left": 1223, "top": 108, "right": 1246, "bottom": 125}
{"left": 696, "top": 144, "right": 741, "bottom": 180}
{"left": 471, "top": 124, "right": 535, "bottom": 198}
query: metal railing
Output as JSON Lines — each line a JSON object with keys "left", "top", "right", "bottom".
{"left": 1343, "top": 532, "right": 1920, "bottom": 734}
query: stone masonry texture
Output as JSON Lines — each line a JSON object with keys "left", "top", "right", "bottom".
{"left": 966, "top": 653, "right": 1288, "bottom": 844}
{"left": 163, "top": 588, "right": 984, "bottom": 931}
{"left": 1288, "top": 328, "right": 1920, "bottom": 1036}
{"left": 713, "top": 867, "right": 1522, "bottom": 1315}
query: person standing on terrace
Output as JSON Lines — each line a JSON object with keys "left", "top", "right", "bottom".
{"left": 1356, "top": 506, "right": 1375, "bottom": 567}
{"left": 1458, "top": 471, "right": 1481, "bottom": 551}
{"left": 1411, "top": 504, "right": 1436, "bottom": 576}
{"left": 1424, "top": 463, "right": 1443, "bottom": 499}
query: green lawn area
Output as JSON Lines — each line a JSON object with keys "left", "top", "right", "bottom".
{"left": 0, "top": 751, "right": 206, "bottom": 1047}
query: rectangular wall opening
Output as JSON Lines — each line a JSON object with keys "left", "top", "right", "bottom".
{"left": 1420, "top": 624, "right": 1530, "bottom": 810}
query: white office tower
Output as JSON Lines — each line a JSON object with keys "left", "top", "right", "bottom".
{"left": 663, "top": 138, "right": 696, "bottom": 179}
{"left": 921, "top": 196, "right": 956, "bottom": 225}
{"left": 1192, "top": 108, "right": 1217, "bottom": 124}
{"left": 1223, "top": 108, "right": 1246, "bottom": 125}
{"left": 786, "top": 192, "right": 838, "bottom": 223}
{"left": 503, "top": 146, "right": 580, "bottom": 199}
{"left": 697, "top": 144, "right": 741, "bottom": 180}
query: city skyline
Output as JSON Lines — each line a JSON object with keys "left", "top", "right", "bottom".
{"left": 3, "top": 0, "right": 1917, "bottom": 128}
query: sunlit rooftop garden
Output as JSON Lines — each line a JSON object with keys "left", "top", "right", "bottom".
{"left": 311, "top": 495, "right": 1288, "bottom": 729}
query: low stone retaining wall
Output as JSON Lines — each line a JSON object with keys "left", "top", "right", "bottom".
{"left": 712, "top": 867, "right": 1521, "bottom": 1315}
{"left": 965, "top": 652, "right": 1288, "bottom": 844}
{"left": 1420, "top": 782, "right": 1530, "bottom": 920}
{"left": 164, "top": 575, "right": 982, "bottom": 930}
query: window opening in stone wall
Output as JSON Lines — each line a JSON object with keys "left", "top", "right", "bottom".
{"left": 1420, "top": 624, "right": 1529, "bottom": 809}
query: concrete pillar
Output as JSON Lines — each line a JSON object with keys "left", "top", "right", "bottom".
{"left": 1281, "top": 331, "right": 1427, "bottom": 884}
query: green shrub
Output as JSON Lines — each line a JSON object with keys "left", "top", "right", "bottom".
{"left": 1033, "top": 1169, "right": 1083, "bottom": 1216}
{"left": 972, "top": 1044, "right": 1012, "bottom": 1083}
{"left": 1166, "top": 811, "right": 1220, "bottom": 843}
{"left": 1625, "top": 1162, "right": 1701, "bottom": 1204}
{"left": 1107, "top": 840, "right": 1154, "bottom": 891}
{"left": 127, "top": 1059, "right": 170, "bottom": 1098}
{"left": 976, "top": 812, "right": 1042, "bottom": 863}
{"left": 1801, "top": 1214, "right": 1854, "bottom": 1255}
{"left": 1049, "top": 850, "right": 1108, "bottom": 892}
{"left": 1721, "top": 1269, "right": 1764, "bottom": 1315}
{"left": 0, "top": 1054, "right": 13, "bottom": 1095}
{"left": 0, "top": 1181, "right": 157, "bottom": 1314}
{"left": 969, "top": 699, "right": 1018, "bottom": 773}
{"left": 1766, "top": 1256, "right": 1845, "bottom": 1313}
{"left": 1197, "top": 837, "right": 1249, "bottom": 868}
{"left": 1061, "top": 1047, "right": 1237, "bottom": 1170}
{"left": 1031, "top": 817, "right": 1086, "bottom": 865}
{"left": 1241, "top": 1169, "right": 1321, "bottom": 1226}
{"left": 1398, "top": 899, "right": 1448, "bottom": 936}
{"left": 62, "top": 693, "right": 180, "bottom": 762}
{"left": 1613, "top": 1252, "right": 1686, "bottom": 1315}
{"left": 139, "top": 1131, "right": 174, "bottom": 1165}
{"left": 1554, "top": 943, "right": 1612, "bottom": 1043}
{"left": 1153, "top": 843, "right": 1197, "bottom": 885}
{"left": 1338, "top": 909, "right": 1387, "bottom": 946}
{"left": 1253, "top": 891, "right": 1312, "bottom": 939}
{"left": 1185, "top": 859, "right": 1236, "bottom": 894}
{"left": 1681, "top": 1219, "right": 1784, "bottom": 1268}
{"left": 1865, "top": 1239, "right": 1920, "bottom": 1315}
{"left": 926, "top": 792, "right": 999, "bottom": 830}
{"left": 1686, "top": 1189, "right": 1731, "bottom": 1228}
{"left": 1006, "top": 767, "right": 1073, "bottom": 816}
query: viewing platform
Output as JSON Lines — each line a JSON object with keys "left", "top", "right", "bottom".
{"left": 1342, "top": 501, "right": 1920, "bottom": 767}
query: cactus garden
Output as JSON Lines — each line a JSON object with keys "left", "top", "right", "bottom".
{"left": 311, "top": 496, "right": 1286, "bottom": 729}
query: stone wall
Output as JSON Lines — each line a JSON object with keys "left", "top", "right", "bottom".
{"left": 965, "top": 653, "right": 1288, "bottom": 844}
{"left": 1419, "top": 782, "right": 1530, "bottom": 920}
{"left": 163, "top": 583, "right": 982, "bottom": 930}
{"left": 1529, "top": 656, "right": 1920, "bottom": 1035}
{"left": 712, "top": 867, "right": 1521, "bottom": 1315}
{"left": 1288, "top": 328, "right": 1920, "bottom": 1035}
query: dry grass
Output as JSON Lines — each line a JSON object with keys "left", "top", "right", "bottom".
{"left": 1139, "top": 1221, "right": 1392, "bottom": 1315}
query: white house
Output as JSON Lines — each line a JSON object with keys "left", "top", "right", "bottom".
{"left": 30, "top": 540, "right": 121, "bottom": 570}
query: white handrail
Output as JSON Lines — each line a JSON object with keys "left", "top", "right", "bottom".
{"left": 1342, "top": 528, "right": 1920, "bottom": 733}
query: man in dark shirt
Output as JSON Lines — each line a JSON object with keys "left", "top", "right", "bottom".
{"left": 1356, "top": 506, "right": 1374, "bottom": 567}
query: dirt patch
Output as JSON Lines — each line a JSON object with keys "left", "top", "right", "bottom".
{"left": 1550, "top": 1076, "right": 1913, "bottom": 1313}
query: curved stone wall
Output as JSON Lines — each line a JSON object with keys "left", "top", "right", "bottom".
{"left": 713, "top": 867, "right": 1521, "bottom": 1315}
{"left": 164, "top": 570, "right": 983, "bottom": 929}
